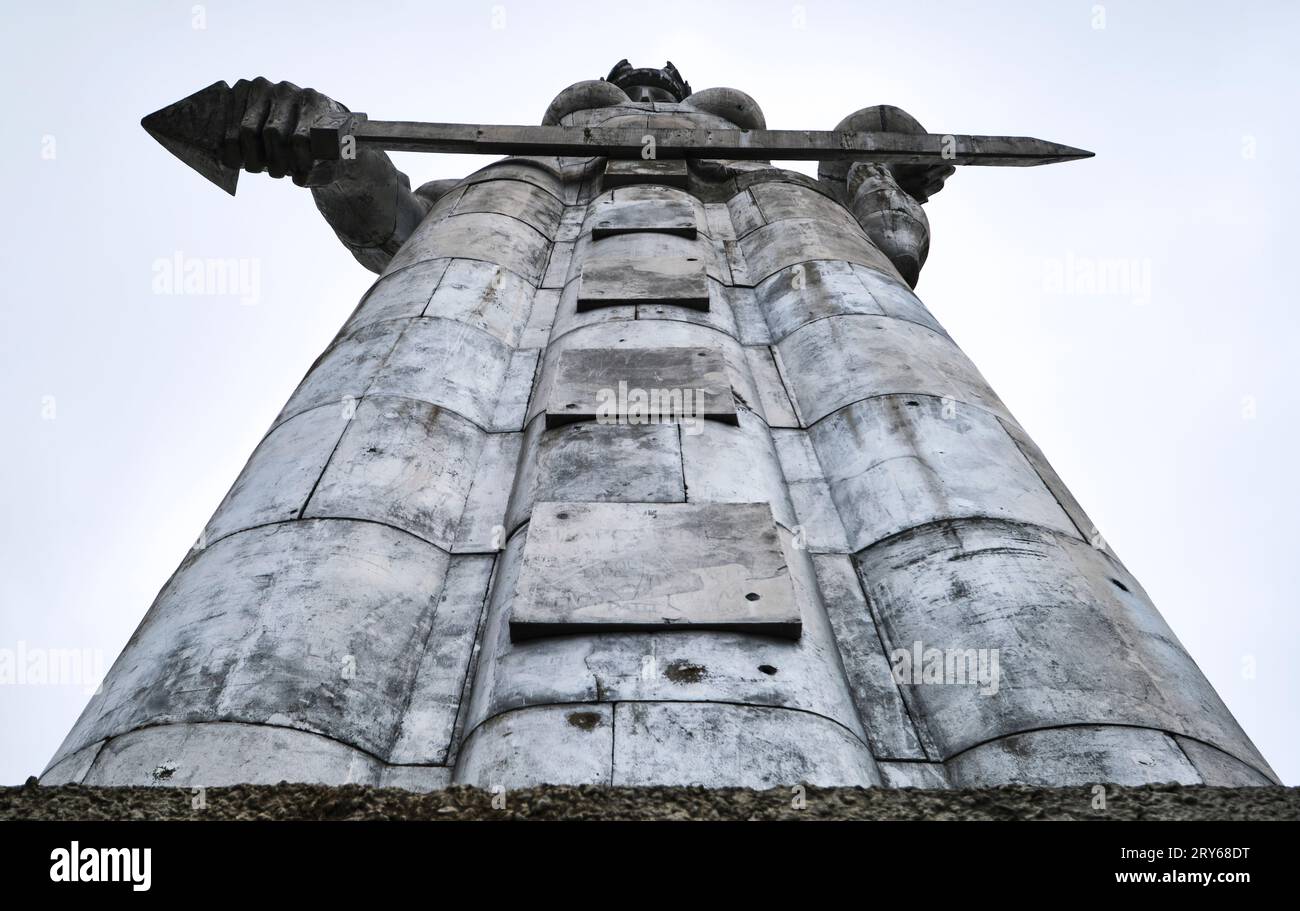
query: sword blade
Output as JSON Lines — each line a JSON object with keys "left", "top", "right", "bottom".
{"left": 318, "top": 116, "right": 1092, "bottom": 166}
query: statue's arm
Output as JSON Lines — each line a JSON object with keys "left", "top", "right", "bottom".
{"left": 221, "top": 78, "right": 434, "bottom": 274}
{"left": 818, "top": 105, "right": 955, "bottom": 288}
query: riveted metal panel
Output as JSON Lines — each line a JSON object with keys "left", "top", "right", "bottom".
{"left": 543, "top": 346, "right": 737, "bottom": 428}
{"left": 509, "top": 502, "right": 800, "bottom": 639}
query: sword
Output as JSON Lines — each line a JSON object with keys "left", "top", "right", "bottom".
{"left": 143, "top": 81, "right": 1093, "bottom": 195}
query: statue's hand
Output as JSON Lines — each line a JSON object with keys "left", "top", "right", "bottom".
{"left": 220, "top": 78, "right": 352, "bottom": 187}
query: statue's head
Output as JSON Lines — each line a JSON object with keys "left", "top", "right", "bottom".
{"left": 603, "top": 59, "right": 691, "bottom": 103}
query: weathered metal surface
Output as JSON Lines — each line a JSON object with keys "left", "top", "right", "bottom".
{"left": 612, "top": 702, "right": 880, "bottom": 787}
{"left": 589, "top": 185, "right": 701, "bottom": 239}
{"left": 811, "top": 553, "right": 928, "bottom": 759}
{"left": 464, "top": 523, "right": 870, "bottom": 741}
{"left": 856, "top": 518, "right": 1275, "bottom": 777}
{"left": 451, "top": 431, "right": 522, "bottom": 552}
{"left": 577, "top": 256, "right": 709, "bottom": 309}
{"left": 275, "top": 319, "right": 405, "bottom": 429}
{"left": 385, "top": 212, "right": 552, "bottom": 283}
{"left": 455, "top": 705, "right": 614, "bottom": 788}
{"left": 504, "top": 415, "right": 684, "bottom": 535}
{"left": 368, "top": 317, "right": 514, "bottom": 430}
{"left": 878, "top": 761, "right": 951, "bottom": 789}
{"left": 572, "top": 226, "right": 726, "bottom": 282}
{"left": 810, "top": 394, "right": 1080, "bottom": 551}
{"left": 636, "top": 282, "right": 738, "bottom": 338}
{"left": 530, "top": 321, "right": 761, "bottom": 428}
{"left": 204, "top": 403, "right": 346, "bottom": 544}
{"left": 37, "top": 741, "right": 103, "bottom": 786}
{"left": 303, "top": 396, "right": 484, "bottom": 550}
{"left": 740, "top": 217, "right": 900, "bottom": 285}
{"left": 509, "top": 502, "right": 800, "bottom": 639}
{"left": 82, "top": 70, "right": 1268, "bottom": 792}
{"left": 741, "top": 345, "right": 800, "bottom": 426}
{"left": 1175, "top": 736, "right": 1279, "bottom": 786}
{"left": 422, "top": 257, "right": 537, "bottom": 348}
{"left": 542, "top": 346, "right": 737, "bottom": 428}
{"left": 49, "top": 519, "right": 450, "bottom": 767}
{"left": 756, "top": 259, "right": 945, "bottom": 343}
{"left": 81, "top": 722, "right": 384, "bottom": 787}
{"left": 679, "top": 407, "right": 797, "bottom": 529}
{"left": 946, "top": 726, "right": 1202, "bottom": 787}
{"left": 603, "top": 158, "right": 688, "bottom": 189}
{"left": 776, "top": 315, "right": 1011, "bottom": 425}
{"left": 451, "top": 178, "right": 565, "bottom": 238}
{"left": 490, "top": 348, "right": 540, "bottom": 431}
{"left": 771, "top": 431, "right": 850, "bottom": 552}
{"left": 341, "top": 258, "right": 448, "bottom": 336}
{"left": 388, "top": 555, "right": 495, "bottom": 765}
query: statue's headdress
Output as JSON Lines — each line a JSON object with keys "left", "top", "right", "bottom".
{"left": 603, "top": 59, "right": 692, "bottom": 102}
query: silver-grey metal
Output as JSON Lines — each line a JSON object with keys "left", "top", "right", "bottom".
{"left": 48, "top": 62, "right": 1275, "bottom": 791}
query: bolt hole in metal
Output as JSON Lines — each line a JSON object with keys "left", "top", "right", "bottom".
{"left": 758, "top": 665, "right": 778, "bottom": 676}
{"left": 745, "top": 592, "right": 760, "bottom": 601}
{"left": 1111, "top": 578, "right": 1130, "bottom": 593}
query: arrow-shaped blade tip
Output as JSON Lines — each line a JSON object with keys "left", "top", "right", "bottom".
{"left": 142, "top": 81, "right": 240, "bottom": 195}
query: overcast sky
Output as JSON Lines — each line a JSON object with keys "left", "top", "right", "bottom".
{"left": 2, "top": 0, "right": 1295, "bottom": 785}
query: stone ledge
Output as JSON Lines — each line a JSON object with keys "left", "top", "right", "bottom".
{"left": 4, "top": 782, "right": 1295, "bottom": 821}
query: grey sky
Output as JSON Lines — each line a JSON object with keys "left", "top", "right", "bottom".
{"left": 2, "top": 0, "right": 1295, "bottom": 784}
